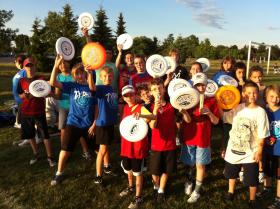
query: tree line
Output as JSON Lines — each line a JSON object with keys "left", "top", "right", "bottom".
{"left": 1, "top": 5, "right": 280, "bottom": 71}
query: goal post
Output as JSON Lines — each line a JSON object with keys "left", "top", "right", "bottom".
{"left": 246, "top": 41, "right": 272, "bottom": 79}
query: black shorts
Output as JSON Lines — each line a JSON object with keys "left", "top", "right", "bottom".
{"left": 21, "top": 115, "right": 49, "bottom": 139}
{"left": 62, "top": 125, "right": 89, "bottom": 152}
{"left": 263, "top": 154, "right": 280, "bottom": 178}
{"left": 149, "top": 150, "right": 177, "bottom": 175}
{"left": 121, "top": 157, "right": 146, "bottom": 176}
{"left": 224, "top": 162, "right": 258, "bottom": 187}
{"left": 95, "top": 125, "right": 115, "bottom": 145}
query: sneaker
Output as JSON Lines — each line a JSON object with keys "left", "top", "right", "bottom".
{"left": 256, "top": 187, "right": 272, "bottom": 198}
{"left": 30, "top": 154, "right": 40, "bottom": 165}
{"left": 18, "top": 139, "right": 29, "bottom": 147}
{"left": 104, "top": 165, "right": 117, "bottom": 176}
{"left": 258, "top": 172, "right": 265, "bottom": 183}
{"left": 248, "top": 200, "right": 261, "bottom": 209}
{"left": 239, "top": 171, "right": 244, "bottom": 182}
{"left": 267, "top": 197, "right": 280, "bottom": 209}
{"left": 225, "top": 192, "right": 234, "bottom": 201}
{"left": 187, "top": 191, "right": 200, "bottom": 203}
{"left": 157, "top": 193, "right": 166, "bottom": 203}
{"left": 94, "top": 176, "right": 103, "bottom": 184}
{"left": 184, "top": 181, "right": 193, "bottom": 195}
{"left": 47, "top": 157, "right": 57, "bottom": 167}
{"left": 14, "top": 123, "right": 21, "bottom": 129}
{"left": 119, "top": 186, "right": 134, "bottom": 197}
{"left": 128, "top": 196, "right": 143, "bottom": 209}
{"left": 82, "top": 152, "right": 93, "bottom": 161}
{"left": 50, "top": 174, "right": 64, "bottom": 186}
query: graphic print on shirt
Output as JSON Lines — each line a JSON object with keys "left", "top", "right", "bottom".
{"left": 73, "top": 89, "right": 92, "bottom": 107}
{"left": 229, "top": 116, "right": 257, "bottom": 155}
{"left": 271, "top": 120, "right": 280, "bottom": 139}
{"left": 105, "top": 92, "right": 118, "bottom": 108}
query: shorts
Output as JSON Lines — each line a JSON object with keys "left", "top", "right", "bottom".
{"left": 95, "top": 125, "right": 115, "bottom": 145}
{"left": 149, "top": 150, "right": 177, "bottom": 175}
{"left": 224, "top": 162, "right": 258, "bottom": 187}
{"left": 58, "top": 108, "right": 69, "bottom": 130}
{"left": 263, "top": 154, "right": 280, "bottom": 178}
{"left": 21, "top": 115, "right": 49, "bottom": 139}
{"left": 180, "top": 145, "right": 211, "bottom": 166}
{"left": 121, "top": 157, "right": 146, "bottom": 176}
{"left": 62, "top": 125, "right": 89, "bottom": 152}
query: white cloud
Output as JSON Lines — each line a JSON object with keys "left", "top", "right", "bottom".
{"left": 267, "top": 26, "right": 280, "bottom": 31}
{"left": 176, "top": 0, "right": 226, "bottom": 30}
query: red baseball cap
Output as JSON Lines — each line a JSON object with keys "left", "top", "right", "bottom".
{"left": 23, "top": 57, "right": 35, "bottom": 67}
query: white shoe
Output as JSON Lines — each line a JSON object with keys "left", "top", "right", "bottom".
{"left": 13, "top": 123, "right": 21, "bottom": 129}
{"left": 187, "top": 191, "right": 200, "bottom": 203}
{"left": 18, "top": 139, "right": 29, "bottom": 147}
{"left": 184, "top": 181, "right": 193, "bottom": 195}
{"left": 239, "top": 171, "right": 244, "bottom": 182}
{"left": 259, "top": 172, "right": 265, "bottom": 183}
{"left": 176, "top": 137, "right": 181, "bottom": 146}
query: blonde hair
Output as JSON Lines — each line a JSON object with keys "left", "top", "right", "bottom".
{"left": 264, "top": 84, "right": 280, "bottom": 104}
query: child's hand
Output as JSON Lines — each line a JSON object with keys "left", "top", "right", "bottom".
{"left": 117, "top": 44, "right": 123, "bottom": 52}
{"left": 88, "top": 123, "right": 96, "bottom": 136}
{"left": 269, "top": 136, "right": 276, "bottom": 146}
{"left": 253, "top": 149, "right": 263, "bottom": 163}
{"left": 81, "top": 27, "right": 89, "bottom": 37}
{"left": 54, "top": 54, "right": 63, "bottom": 69}
{"left": 200, "top": 107, "right": 211, "bottom": 115}
{"left": 84, "top": 64, "right": 93, "bottom": 72}
{"left": 132, "top": 112, "right": 141, "bottom": 120}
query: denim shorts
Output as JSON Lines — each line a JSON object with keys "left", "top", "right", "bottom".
{"left": 180, "top": 145, "right": 211, "bottom": 166}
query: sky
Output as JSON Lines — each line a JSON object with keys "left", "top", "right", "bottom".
{"left": 1, "top": 0, "right": 280, "bottom": 48}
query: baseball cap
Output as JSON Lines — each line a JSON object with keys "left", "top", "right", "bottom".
{"left": 192, "top": 72, "right": 208, "bottom": 86}
{"left": 23, "top": 57, "right": 35, "bottom": 67}
{"left": 122, "top": 85, "right": 135, "bottom": 96}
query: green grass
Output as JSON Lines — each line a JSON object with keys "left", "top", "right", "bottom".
{"left": 0, "top": 60, "right": 280, "bottom": 209}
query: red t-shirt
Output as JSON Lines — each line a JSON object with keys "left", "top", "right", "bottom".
{"left": 17, "top": 76, "right": 46, "bottom": 116}
{"left": 181, "top": 97, "right": 220, "bottom": 148}
{"left": 118, "top": 65, "right": 137, "bottom": 93}
{"left": 151, "top": 102, "right": 177, "bottom": 151}
{"left": 130, "top": 72, "right": 153, "bottom": 89}
{"left": 120, "top": 104, "right": 149, "bottom": 159}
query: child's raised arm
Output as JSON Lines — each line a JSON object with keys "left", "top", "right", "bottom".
{"left": 50, "top": 54, "right": 63, "bottom": 89}
{"left": 85, "top": 65, "right": 96, "bottom": 91}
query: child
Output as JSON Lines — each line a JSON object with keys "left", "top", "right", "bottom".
{"left": 129, "top": 55, "right": 153, "bottom": 89}
{"left": 136, "top": 84, "right": 152, "bottom": 111}
{"left": 149, "top": 78, "right": 177, "bottom": 202}
{"left": 94, "top": 66, "right": 119, "bottom": 184}
{"left": 180, "top": 73, "right": 220, "bottom": 203}
{"left": 233, "top": 61, "right": 247, "bottom": 94}
{"left": 212, "top": 55, "right": 236, "bottom": 85}
{"left": 188, "top": 61, "right": 203, "bottom": 85}
{"left": 261, "top": 85, "right": 280, "bottom": 209}
{"left": 119, "top": 85, "right": 154, "bottom": 209}
{"left": 223, "top": 81, "right": 270, "bottom": 208}
{"left": 49, "top": 55, "right": 96, "bottom": 185}
{"left": 17, "top": 57, "right": 55, "bottom": 166}
{"left": 249, "top": 65, "right": 266, "bottom": 108}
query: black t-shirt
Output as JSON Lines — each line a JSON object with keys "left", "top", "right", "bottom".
{"left": 172, "top": 65, "right": 190, "bottom": 81}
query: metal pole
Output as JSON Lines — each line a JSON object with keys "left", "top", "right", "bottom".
{"left": 246, "top": 41, "right": 252, "bottom": 79}
{"left": 267, "top": 47, "right": 271, "bottom": 75}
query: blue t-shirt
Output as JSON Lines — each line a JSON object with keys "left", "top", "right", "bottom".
{"left": 62, "top": 82, "right": 96, "bottom": 128}
{"left": 12, "top": 69, "right": 26, "bottom": 104}
{"left": 265, "top": 108, "right": 280, "bottom": 156}
{"left": 212, "top": 70, "right": 233, "bottom": 86}
{"left": 96, "top": 85, "right": 118, "bottom": 126}
{"left": 57, "top": 74, "right": 73, "bottom": 110}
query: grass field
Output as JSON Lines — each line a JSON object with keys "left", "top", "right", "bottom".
{"left": 0, "top": 59, "right": 280, "bottom": 209}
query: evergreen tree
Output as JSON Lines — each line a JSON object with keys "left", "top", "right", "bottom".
{"left": 92, "top": 7, "right": 113, "bottom": 49}
{"left": 15, "top": 34, "right": 30, "bottom": 53}
{"left": 115, "top": 12, "right": 126, "bottom": 37}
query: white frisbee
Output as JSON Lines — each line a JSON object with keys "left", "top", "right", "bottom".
{"left": 146, "top": 54, "right": 168, "bottom": 78}
{"left": 78, "top": 12, "right": 94, "bottom": 30}
{"left": 29, "top": 80, "right": 51, "bottom": 98}
{"left": 218, "top": 75, "right": 238, "bottom": 87}
{"left": 170, "top": 87, "right": 200, "bottom": 110}
{"left": 164, "top": 56, "right": 177, "bottom": 74}
{"left": 196, "top": 57, "right": 210, "bottom": 72}
{"left": 119, "top": 115, "right": 148, "bottom": 142}
{"left": 55, "top": 37, "right": 75, "bottom": 61}
{"left": 117, "top": 33, "right": 133, "bottom": 50}
{"left": 205, "top": 79, "right": 218, "bottom": 97}
{"left": 168, "top": 78, "right": 192, "bottom": 97}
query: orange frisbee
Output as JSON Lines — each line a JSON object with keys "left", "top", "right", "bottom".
{"left": 81, "top": 42, "right": 106, "bottom": 70}
{"left": 215, "top": 86, "right": 240, "bottom": 110}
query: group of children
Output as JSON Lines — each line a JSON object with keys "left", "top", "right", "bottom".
{"left": 12, "top": 44, "right": 280, "bottom": 209}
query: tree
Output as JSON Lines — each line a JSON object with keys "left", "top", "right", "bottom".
{"left": 131, "top": 36, "right": 158, "bottom": 56}
{"left": 115, "top": 12, "right": 126, "bottom": 37}
{"left": 0, "top": 10, "right": 18, "bottom": 53}
{"left": 14, "top": 34, "right": 30, "bottom": 53}
{"left": 92, "top": 7, "right": 113, "bottom": 49}
{"left": 159, "top": 34, "right": 175, "bottom": 55}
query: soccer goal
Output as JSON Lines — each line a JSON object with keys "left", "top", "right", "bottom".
{"left": 246, "top": 41, "right": 272, "bottom": 78}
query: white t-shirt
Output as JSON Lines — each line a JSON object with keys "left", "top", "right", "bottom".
{"left": 225, "top": 103, "right": 270, "bottom": 164}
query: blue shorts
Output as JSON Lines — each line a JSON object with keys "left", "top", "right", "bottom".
{"left": 180, "top": 145, "right": 211, "bottom": 166}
